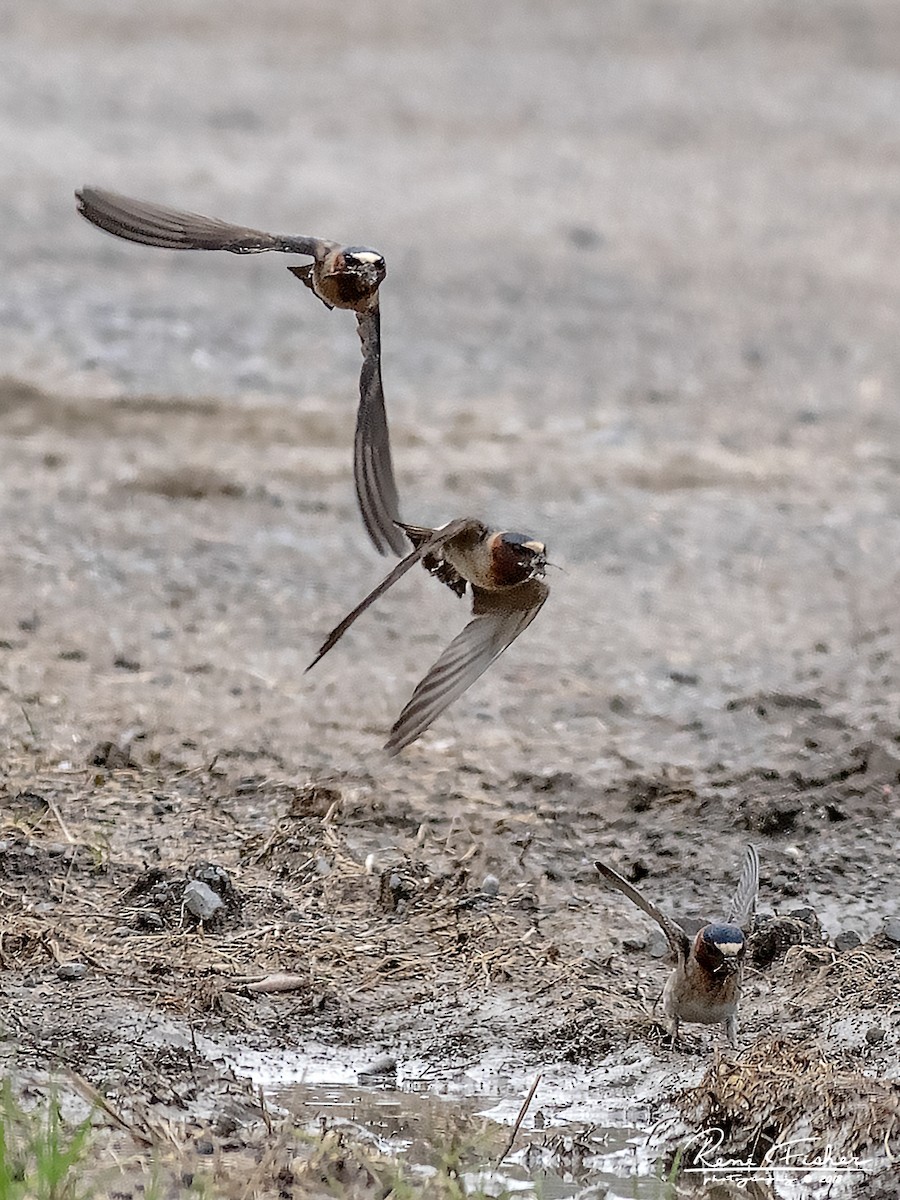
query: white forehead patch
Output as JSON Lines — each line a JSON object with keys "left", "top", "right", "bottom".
{"left": 351, "top": 252, "right": 383, "bottom": 264}
{"left": 715, "top": 941, "right": 742, "bottom": 956}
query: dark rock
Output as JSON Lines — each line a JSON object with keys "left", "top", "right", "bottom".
{"left": 749, "top": 910, "right": 825, "bottom": 967}
{"left": 834, "top": 930, "right": 861, "bottom": 953}
{"left": 88, "top": 740, "right": 137, "bottom": 769}
{"left": 622, "top": 936, "right": 647, "bottom": 953}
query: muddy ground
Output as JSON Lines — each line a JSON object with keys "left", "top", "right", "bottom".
{"left": 2, "top": 0, "right": 900, "bottom": 1195}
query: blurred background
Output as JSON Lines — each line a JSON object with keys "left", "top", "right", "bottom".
{"left": 1, "top": 0, "right": 899, "bottom": 797}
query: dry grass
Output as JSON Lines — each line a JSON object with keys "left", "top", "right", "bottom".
{"left": 677, "top": 1038, "right": 900, "bottom": 1169}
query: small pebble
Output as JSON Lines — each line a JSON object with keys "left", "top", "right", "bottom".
{"left": 786, "top": 907, "right": 817, "bottom": 924}
{"left": 648, "top": 933, "right": 669, "bottom": 959}
{"left": 358, "top": 1055, "right": 397, "bottom": 1080}
{"left": 834, "top": 931, "right": 861, "bottom": 953}
{"left": 481, "top": 874, "right": 500, "bottom": 897}
{"left": 882, "top": 917, "right": 900, "bottom": 945}
{"left": 183, "top": 879, "right": 223, "bottom": 921}
{"left": 865, "top": 1025, "right": 886, "bottom": 1046}
{"left": 57, "top": 961, "right": 87, "bottom": 981}
{"left": 622, "top": 936, "right": 647, "bottom": 953}
{"left": 134, "top": 909, "right": 164, "bottom": 931}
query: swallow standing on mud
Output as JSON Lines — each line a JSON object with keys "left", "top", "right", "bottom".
{"left": 307, "top": 518, "right": 549, "bottom": 754}
{"left": 74, "top": 186, "right": 404, "bottom": 556}
{"left": 595, "top": 845, "right": 759, "bottom": 1048}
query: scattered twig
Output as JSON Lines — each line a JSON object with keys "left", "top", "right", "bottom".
{"left": 65, "top": 1068, "right": 155, "bottom": 1147}
{"left": 46, "top": 795, "right": 76, "bottom": 844}
{"left": 246, "top": 972, "right": 309, "bottom": 994}
{"left": 258, "top": 1084, "right": 274, "bottom": 1137}
{"left": 496, "top": 1072, "right": 541, "bottom": 1165}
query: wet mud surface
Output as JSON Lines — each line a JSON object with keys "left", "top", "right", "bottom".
{"left": 2, "top": 0, "right": 900, "bottom": 1195}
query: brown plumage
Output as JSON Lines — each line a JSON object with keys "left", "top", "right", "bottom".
{"left": 308, "top": 518, "right": 549, "bottom": 754}
{"left": 595, "top": 845, "right": 760, "bottom": 1047}
{"left": 75, "top": 186, "right": 403, "bottom": 556}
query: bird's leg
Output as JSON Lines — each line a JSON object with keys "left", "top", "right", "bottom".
{"left": 725, "top": 1015, "right": 738, "bottom": 1049}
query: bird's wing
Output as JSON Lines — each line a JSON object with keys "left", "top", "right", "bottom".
{"left": 385, "top": 577, "right": 548, "bottom": 754}
{"left": 306, "top": 518, "right": 478, "bottom": 671}
{"left": 353, "top": 307, "right": 404, "bottom": 556}
{"left": 76, "top": 187, "right": 328, "bottom": 256}
{"left": 395, "top": 522, "right": 439, "bottom": 548}
{"left": 594, "top": 860, "right": 690, "bottom": 963}
{"left": 728, "top": 844, "right": 760, "bottom": 927}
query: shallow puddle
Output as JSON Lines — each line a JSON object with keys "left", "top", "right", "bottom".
{"left": 220, "top": 1042, "right": 872, "bottom": 1198}
{"left": 269, "top": 1080, "right": 663, "bottom": 1198}
{"left": 222, "top": 1043, "right": 670, "bottom": 1196}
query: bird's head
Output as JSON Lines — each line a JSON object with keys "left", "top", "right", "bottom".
{"left": 489, "top": 531, "right": 547, "bottom": 587}
{"left": 694, "top": 923, "right": 746, "bottom": 977}
{"left": 339, "top": 247, "right": 387, "bottom": 288}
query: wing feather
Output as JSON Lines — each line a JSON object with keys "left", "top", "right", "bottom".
{"left": 595, "top": 859, "right": 690, "bottom": 964}
{"left": 306, "top": 519, "right": 478, "bottom": 670}
{"left": 76, "top": 187, "right": 325, "bottom": 256}
{"left": 353, "top": 308, "right": 404, "bottom": 556}
{"left": 728, "top": 844, "right": 760, "bottom": 927}
{"left": 385, "top": 579, "right": 548, "bottom": 753}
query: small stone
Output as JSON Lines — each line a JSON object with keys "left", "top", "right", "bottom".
{"left": 57, "top": 961, "right": 87, "bottom": 981}
{"left": 865, "top": 1026, "right": 886, "bottom": 1046}
{"left": 481, "top": 874, "right": 500, "bottom": 897}
{"left": 834, "top": 931, "right": 861, "bottom": 953}
{"left": 882, "top": 918, "right": 900, "bottom": 945}
{"left": 786, "top": 907, "right": 817, "bottom": 924}
{"left": 46, "top": 842, "right": 68, "bottom": 857}
{"left": 648, "top": 933, "right": 669, "bottom": 959}
{"left": 183, "top": 879, "right": 224, "bottom": 922}
{"left": 622, "top": 936, "right": 647, "bottom": 953}
{"left": 358, "top": 1055, "right": 397, "bottom": 1081}
{"left": 133, "top": 909, "right": 164, "bottom": 932}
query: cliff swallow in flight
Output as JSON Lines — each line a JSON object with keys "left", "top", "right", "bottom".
{"left": 74, "top": 186, "right": 403, "bottom": 556}
{"left": 307, "top": 518, "right": 549, "bottom": 753}
{"left": 595, "top": 845, "right": 759, "bottom": 1048}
